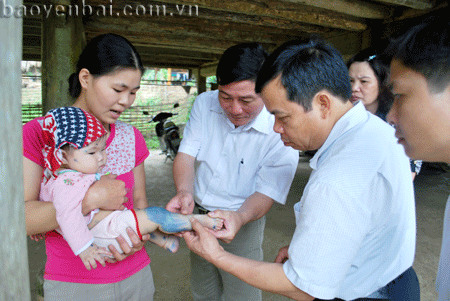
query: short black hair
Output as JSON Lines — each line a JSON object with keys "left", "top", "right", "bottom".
{"left": 347, "top": 47, "right": 393, "bottom": 118}
{"left": 216, "top": 43, "right": 268, "bottom": 86}
{"left": 255, "top": 38, "right": 351, "bottom": 111}
{"left": 385, "top": 15, "right": 450, "bottom": 93}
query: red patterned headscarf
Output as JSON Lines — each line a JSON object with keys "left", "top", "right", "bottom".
{"left": 39, "top": 107, "right": 107, "bottom": 180}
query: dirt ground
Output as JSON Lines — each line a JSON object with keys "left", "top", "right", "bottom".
{"left": 27, "top": 151, "right": 449, "bottom": 300}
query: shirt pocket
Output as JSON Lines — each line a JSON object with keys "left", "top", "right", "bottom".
{"left": 228, "top": 160, "right": 256, "bottom": 198}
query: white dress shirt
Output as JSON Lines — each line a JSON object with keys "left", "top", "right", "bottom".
{"left": 283, "top": 102, "right": 416, "bottom": 300}
{"left": 179, "top": 90, "right": 299, "bottom": 211}
{"left": 437, "top": 196, "right": 450, "bottom": 301}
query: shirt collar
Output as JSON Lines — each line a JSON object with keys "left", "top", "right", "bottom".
{"left": 310, "top": 101, "right": 368, "bottom": 169}
{"left": 210, "top": 90, "right": 272, "bottom": 135}
{"left": 57, "top": 169, "right": 77, "bottom": 175}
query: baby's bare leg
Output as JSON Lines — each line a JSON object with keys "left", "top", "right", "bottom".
{"left": 148, "top": 230, "right": 180, "bottom": 253}
{"left": 91, "top": 209, "right": 181, "bottom": 253}
{"left": 87, "top": 210, "right": 115, "bottom": 229}
{"left": 135, "top": 207, "right": 223, "bottom": 234}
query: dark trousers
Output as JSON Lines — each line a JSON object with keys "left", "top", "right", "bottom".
{"left": 314, "top": 267, "right": 420, "bottom": 301}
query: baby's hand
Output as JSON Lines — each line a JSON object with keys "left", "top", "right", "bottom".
{"left": 29, "top": 233, "right": 46, "bottom": 241}
{"left": 79, "top": 244, "right": 112, "bottom": 270}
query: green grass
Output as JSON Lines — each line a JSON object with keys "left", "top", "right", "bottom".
{"left": 134, "top": 96, "right": 161, "bottom": 106}
{"left": 145, "top": 136, "right": 160, "bottom": 150}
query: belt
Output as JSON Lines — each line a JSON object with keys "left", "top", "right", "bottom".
{"left": 194, "top": 202, "right": 210, "bottom": 215}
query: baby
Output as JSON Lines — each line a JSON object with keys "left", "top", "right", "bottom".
{"left": 38, "top": 107, "right": 223, "bottom": 270}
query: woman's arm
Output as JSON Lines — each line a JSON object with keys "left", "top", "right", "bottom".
{"left": 23, "top": 157, "right": 128, "bottom": 234}
{"left": 132, "top": 163, "right": 148, "bottom": 209}
{"left": 23, "top": 157, "right": 58, "bottom": 235}
{"left": 81, "top": 174, "right": 128, "bottom": 214}
{"left": 22, "top": 117, "right": 126, "bottom": 234}
{"left": 106, "top": 163, "right": 150, "bottom": 262}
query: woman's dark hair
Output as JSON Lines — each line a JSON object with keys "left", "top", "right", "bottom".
{"left": 68, "top": 33, "right": 145, "bottom": 98}
{"left": 347, "top": 46, "right": 393, "bottom": 119}
{"left": 256, "top": 38, "right": 351, "bottom": 112}
{"left": 216, "top": 43, "right": 268, "bottom": 86}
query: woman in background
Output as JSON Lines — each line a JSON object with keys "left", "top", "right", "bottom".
{"left": 348, "top": 48, "right": 422, "bottom": 179}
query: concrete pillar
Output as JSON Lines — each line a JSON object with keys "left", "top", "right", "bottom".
{"left": 195, "top": 68, "right": 207, "bottom": 95}
{"left": 167, "top": 68, "right": 172, "bottom": 85}
{"left": 41, "top": 0, "right": 85, "bottom": 114}
{"left": 0, "top": 0, "right": 31, "bottom": 299}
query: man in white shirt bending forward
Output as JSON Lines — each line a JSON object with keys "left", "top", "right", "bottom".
{"left": 166, "top": 42, "right": 299, "bottom": 301}
{"left": 182, "top": 38, "right": 419, "bottom": 301}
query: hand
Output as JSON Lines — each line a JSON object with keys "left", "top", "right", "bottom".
{"left": 166, "top": 191, "right": 194, "bottom": 215}
{"left": 79, "top": 244, "right": 112, "bottom": 270}
{"left": 105, "top": 227, "right": 150, "bottom": 263}
{"left": 29, "top": 233, "right": 46, "bottom": 242}
{"left": 274, "top": 245, "right": 290, "bottom": 264}
{"left": 182, "top": 217, "right": 224, "bottom": 263}
{"left": 207, "top": 210, "right": 244, "bottom": 244}
{"left": 83, "top": 174, "right": 127, "bottom": 214}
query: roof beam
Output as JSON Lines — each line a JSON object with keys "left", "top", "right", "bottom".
{"left": 199, "top": 61, "right": 219, "bottom": 77}
{"left": 87, "top": 0, "right": 367, "bottom": 31}
{"left": 84, "top": 29, "right": 235, "bottom": 54}
{"left": 280, "top": 0, "right": 390, "bottom": 18}
{"left": 84, "top": 16, "right": 321, "bottom": 54}
{"left": 381, "top": 1, "right": 447, "bottom": 22}
{"left": 83, "top": 3, "right": 345, "bottom": 34}
{"left": 88, "top": 17, "right": 309, "bottom": 40}
{"left": 373, "top": 0, "right": 434, "bottom": 10}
